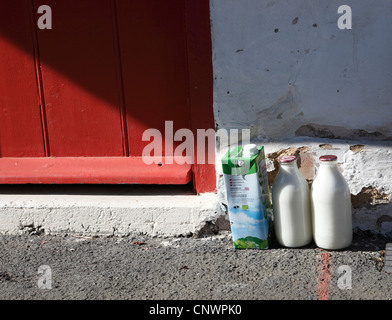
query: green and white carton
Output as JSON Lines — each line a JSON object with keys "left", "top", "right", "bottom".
{"left": 222, "top": 144, "right": 271, "bottom": 249}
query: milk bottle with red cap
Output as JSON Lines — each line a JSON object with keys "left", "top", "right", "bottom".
{"left": 272, "top": 155, "right": 312, "bottom": 247}
{"left": 310, "top": 155, "right": 352, "bottom": 250}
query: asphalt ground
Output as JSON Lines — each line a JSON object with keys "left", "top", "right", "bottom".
{"left": 0, "top": 229, "right": 391, "bottom": 303}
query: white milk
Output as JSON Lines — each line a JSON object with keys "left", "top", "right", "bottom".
{"left": 272, "top": 155, "right": 312, "bottom": 247}
{"left": 310, "top": 155, "right": 352, "bottom": 250}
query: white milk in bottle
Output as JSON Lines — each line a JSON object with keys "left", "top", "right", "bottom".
{"left": 272, "top": 155, "right": 312, "bottom": 247}
{"left": 311, "top": 155, "right": 352, "bottom": 250}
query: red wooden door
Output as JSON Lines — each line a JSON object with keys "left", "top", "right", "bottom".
{"left": 0, "top": 0, "right": 215, "bottom": 193}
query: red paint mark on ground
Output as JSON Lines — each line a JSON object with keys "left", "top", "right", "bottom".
{"left": 317, "top": 250, "right": 331, "bottom": 300}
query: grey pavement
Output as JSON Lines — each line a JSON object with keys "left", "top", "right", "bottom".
{"left": 0, "top": 230, "right": 391, "bottom": 301}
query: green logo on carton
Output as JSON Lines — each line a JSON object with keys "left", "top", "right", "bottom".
{"left": 233, "top": 236, "right": 268, "bottom": 249}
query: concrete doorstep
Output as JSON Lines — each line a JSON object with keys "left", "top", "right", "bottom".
{"left": 0, "top": 185, "right": 222, "bottom": 238}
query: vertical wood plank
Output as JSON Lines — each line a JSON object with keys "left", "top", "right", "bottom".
{"left": 116, "top": 0, "right": 191, "bottom": 157}
{"left": 29, "top": 0, "right": 51, "bottom": 156}
{"left": 0, "top": 0, "right": 45, "bottom": 157}
{"left": 185, "top": 0, "right": 216, "bottom": 193}
{"left": 34, "top": 0, "right": 126, "bottom": 157}
{"left": 109, "top": 0, "right": 129, "bottom": 157}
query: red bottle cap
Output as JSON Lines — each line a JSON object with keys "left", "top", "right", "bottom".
{"left": 279, "top": 155, "right": 296, "bottom": 163}
{"left": 319, "top": 155, "right": 337, "bottom": 162}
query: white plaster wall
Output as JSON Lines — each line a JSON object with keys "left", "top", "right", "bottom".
{"left": 210, "top": 0, "right": 392, "bottom": 235}
{"left": 210, "top": 0, "right": 392, "bottom": 138}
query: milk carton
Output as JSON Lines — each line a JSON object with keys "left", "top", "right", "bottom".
{"left": 222, "top": 144, "right": 271, "bottom": 249}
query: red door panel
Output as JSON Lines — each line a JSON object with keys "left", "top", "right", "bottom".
{"left": 33, "top": 0, "right": 126, "bottom": 157}
{"left": 116, "top": 0, "right": 191, "bottom": 157}
{"left": 0, "top": 0, "right": 45, "bottom": 157}
{"left": 0, "top": 0, "right": 216, "bottom": 192}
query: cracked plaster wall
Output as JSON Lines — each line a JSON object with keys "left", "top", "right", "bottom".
{"left": 210, "top": 0, "right": 392, "bottom": 236}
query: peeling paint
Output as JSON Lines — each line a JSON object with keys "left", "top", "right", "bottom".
{"left": 266, "top": 146, "right": 311, "bottom": 184}
{"left": 295, "top": 123, "right": 390, "bottom": 141}
{"left": 351, "top": 186, "right": 390, "bottom": 209}
{"left": 349, "top": 144, "right": 365, "bottom": 153}
{"left": 319, "top": 144, "right": 332, "bottom": 150}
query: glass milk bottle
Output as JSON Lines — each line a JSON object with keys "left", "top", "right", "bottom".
{"left": 310, "top": 155, "right": 352, "bottom": 250}
{"left": 272, "top": 155, "right": 312, "bottom": 247}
